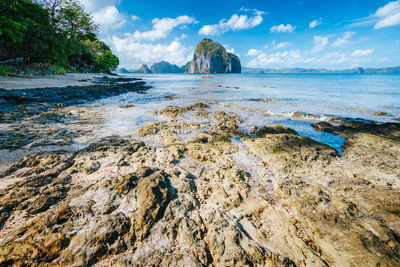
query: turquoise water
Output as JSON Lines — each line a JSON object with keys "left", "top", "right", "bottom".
{"left": 75, "top": 73, "right": 400, "bottom": 152}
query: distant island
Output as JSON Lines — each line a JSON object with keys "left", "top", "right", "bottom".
{"left": 121, "top": 65, "right": 400, "bottom": 75}
{"left": 122, "top": 38, "right": 241, "bottom": 74}
{"left": 188, "top": 38, "right": 241, "bottom": 73}
{"left": 242, "top": 66, "right": 400, "bottom": 74}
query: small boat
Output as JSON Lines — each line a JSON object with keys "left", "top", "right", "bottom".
{"left": 201, "top": 72, "right": 214, "bottom": 78}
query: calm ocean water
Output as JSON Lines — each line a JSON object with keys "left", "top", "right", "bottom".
{"left": 73, "top": 73, "right": 400, "bottom": 152}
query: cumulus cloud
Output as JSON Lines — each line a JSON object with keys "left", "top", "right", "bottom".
{"left": 309, "top": 19, "right": 321, "bottom": 28}
{"left": 92, "top": 6, "right": 127, "bottom": 31}
{"left": 270, "top": 24, "right": 295, "bottom": 33}
{"left": 247, "top": 49, "right": 262, "bottom": 56}
{"left": 273, "top": 42, "right": 291, "bottom": 49}
{"left": 246, "top": 49, "right": 365, "bottom": 68}
{"left": 312, "top": 35, "right": 328, "bottom": 52}
{"left": 245, "top": 39, "right": 373, "bottom": 68}
{"left": 126, "top": 15, "right": 196, "bottom": 41}
{"left": 374, "top": 0, "right": 400, "bottom": 29}
{"left": 111, "top": 37, "right": 192, "bottom": 68}
{"left": 332, "top": 31, "right": 355, "bottom": 47}
{"left": 131, "top": 15, "right": 139, "bottom": 21}
{"left": 247, "top": 50, "right": 302, "bottom": 67}
{"left": 316, "top": 52, "right": 347, "bottom": 64}
{"left": 79, "top": 0, "right": 128, "bottom": 32}
{"left": 351, "top": 49, "right": 374, "bottom": 57}
{"left": 199, "top": 9, "right": 265, "bottom": 36}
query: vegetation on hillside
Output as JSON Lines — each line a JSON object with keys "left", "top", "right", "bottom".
{"left": 194, "top": 38, "right": 240, "bottom": 63}
{"left": 0, "top": 0, "right": 119, "bottom": 74}
{"left": 194, "top": 38, "right": 226, "bottom": 58}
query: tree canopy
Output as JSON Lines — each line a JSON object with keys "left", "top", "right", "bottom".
{"left": 0, "top": 0, "right": 119, "bottom": 73}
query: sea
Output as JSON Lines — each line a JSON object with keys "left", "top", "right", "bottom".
{"left": 72, "top": 73, "right": 400, "bottom": 153}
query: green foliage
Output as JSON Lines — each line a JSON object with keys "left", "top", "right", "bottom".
{"left": 0, "top": 66, "right": 13, "bottom": 76}
{"left": 195, "top": 38, "right": 226, "bottom": 58}
{"left": 51, "top": 65, "right": 70, "bottom": 74}
{"left": 0, "top": 0, "right": 119, "bottom": 72}
{"left": 96, "top": 50, "right": 119, "bottom": 73}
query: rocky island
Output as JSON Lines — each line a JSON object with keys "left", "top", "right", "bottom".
{"left": 188, "top": 39, "right": 241, "bottom": 74}
{"left": 150, "top": 61, "right": 184, "bottom": 73}
{"left": 137, "top": 64, "right": 153, "bottom": 74}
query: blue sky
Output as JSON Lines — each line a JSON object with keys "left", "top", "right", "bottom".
{"left": 80, "top": 0, "right": 400, "bottom": 69}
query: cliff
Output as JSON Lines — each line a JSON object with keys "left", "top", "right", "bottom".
{"left": 188, "top": 38, "right": 241, "bottom": 74}
{"left": 138, "top": 64, "right": 152, "bottom": 74}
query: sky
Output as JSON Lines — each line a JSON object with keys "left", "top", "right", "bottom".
{"left": 79, "top": 0, "right": 400, "bottom": 69}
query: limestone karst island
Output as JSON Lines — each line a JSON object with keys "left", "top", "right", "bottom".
{"left": 1, "top": 0, "right": 400, "bottom": 266}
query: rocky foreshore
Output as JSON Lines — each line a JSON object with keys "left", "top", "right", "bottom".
{"left": 0, "top": 79, "right": 400, "bottom": 266}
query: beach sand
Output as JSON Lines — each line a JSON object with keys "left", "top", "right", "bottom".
{"left": 0, "top": 73, "right": 117, "bottom": 90}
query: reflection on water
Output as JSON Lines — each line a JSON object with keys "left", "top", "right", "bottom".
{"left": 68, "top": 73, "right": 400, "bottom": 152}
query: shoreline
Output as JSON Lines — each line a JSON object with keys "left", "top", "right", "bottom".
{"left": 0, "top": 73, "right": 127, "bottom": 90}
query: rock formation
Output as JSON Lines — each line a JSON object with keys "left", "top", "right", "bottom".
{"left": 150, "top": 61, "right": 183, "bottom": 73}
{"left": 1, "top": 99, "right": 400, "bottom": 266}
{"left": 138, "top": 64, "right": 152, "bottom": 74}
{"left": 188, "top": 38, "right": 241, "bottom": 74}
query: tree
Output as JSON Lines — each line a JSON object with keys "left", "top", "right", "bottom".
{"left": 96, "top": 50, "right": 119, "bottom": 73}
{"left": 0, "top": 0, "right": 54, "bottom": 63}
{"left": 59, "top": 0, "right": 98, "bottom": 41}
{"left": 0, "top": 0, "right": 119, "bottom": 72}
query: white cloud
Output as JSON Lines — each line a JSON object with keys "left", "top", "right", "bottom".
{"left": 270, "top": 24, "right": 295, "bottom": 33}
{"left": 247, "top": 49, "right": 262, "bottom": 56}
{"left": 126, "top": 15, "right": 195, "bottom": 41}
{"left": 111, "top": 37, "right": 192, "bottom": 68}
{"left": 332, "top": 31, "right": 355, "bottom": 47}
{"left": 247, "top": 50, "right": 302, "bottom": 67}
{"left": 246, "top": 48, "right": 373, "bottom": 68}
{"left": 316, "top": 52, "right": 347, "bottom": 64}
{"left": 223, "top": 44, "right": 238, "bottom": 55}
{"left": 274, "top": 42, "right": 291, "bottom": 49}
{"left": 92, "top": 6, "right": 127, "bottom": 31}
{"left": 374, "top": 0, "right": 400, "bottom": 29}
{"left": 199, "top": 9, "right": 265, "bottom": 36}
{"left": 309, "top": 19, "right": 321, "bottom": 28}
{"left": 377, "top": 57, "right": 389, "bottom": 62}
{"left": 351, "top": 49, "right": 374, "bottom": 57}
{"left": 131, "top": 15, "right": 140, "bottom": 21}
{"left": 312, "top": 35, "right": 328, "bottom": 52}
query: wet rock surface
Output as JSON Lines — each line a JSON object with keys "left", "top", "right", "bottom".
{"left": 0, "top": 77, "right": 150, "bottom": 153}
{"left": 1, "top": 101, "right": 400, "bottom": 266}
{"left": 0, "top": 78, "right": 149, "bottom": 122}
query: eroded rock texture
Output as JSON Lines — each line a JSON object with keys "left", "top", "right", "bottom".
{"left": 0, "top": 106, "right": 400, "bottom": 266}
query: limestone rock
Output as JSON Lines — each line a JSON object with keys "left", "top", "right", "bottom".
{"left": 188, "top": 38, "right": 241, "bottom": 74}
{"left": 138, "top": 64, "right": 153, "bottom": 74}
{"left": 150, "top": 61, "right": 183, "bottom": 73}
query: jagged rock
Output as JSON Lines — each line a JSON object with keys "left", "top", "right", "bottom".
{"left": 138, "top": 64, "right": 153, "bottom": 74}
{"left": 1, "top": 107, "right": 400, "bottom": 267}
{"left": 188, "top": 38, "right": 241, "bottom": 74}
